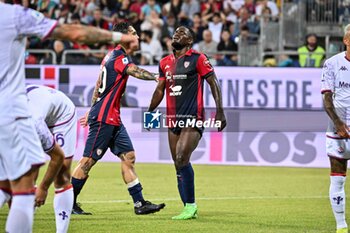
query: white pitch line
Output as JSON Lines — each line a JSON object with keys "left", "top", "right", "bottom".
{"left": 72, "top": 195, "right": 329, "bottom": 204}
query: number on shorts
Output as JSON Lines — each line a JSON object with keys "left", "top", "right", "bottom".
{"left": 99, "top": 66, "right": 107, "bottom": 95}
{"left": 55, "top": 133, "right": 65, "bottom": 147}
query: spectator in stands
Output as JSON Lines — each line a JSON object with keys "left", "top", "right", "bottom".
{"left": 117, "top": 0, "right": 131, "bottom": 21}
{"left": 140, "top": 0, "right": 161, "bottom": 21}
{"left": 160, "top": 13, "right": 178, "bottom": 53}
{"left": 223, "top": 0, "right": 244, "bottom": 23}
{"left": 208, "top": 12, "right": 225, "bottom": 43}
{"left": 297, "top": 33, "right": 325, "bottom": 67}
{"left": 140, "top": 30, "right": 163, "bottom": 65}
{"left": 255, "top": 0, "right": 279, "bottom": 21}
{"left": 128, "top": 12, "right": 142, "bottom": 34}
{"left": 70, "top": 12, "right": 84, "bottom": 24}
{"left": 162, "top": 0, "right": 182, "bottom": 21}
{"left": 201, "top": 0, "right": 221, "bottom": 17}
{"left": 55, "top": 0, "right": 75, "bottom": 23}
{"left": 277, "top": 54, "right": 296, "bottom": 67}
{"left": 261, "top": 6, "right": 273, "bottom": 23}
{"left": 178, "top": 0, "right": 200, "bottom": 26}
{"left": 232, "top": 6, "right": 260, "bottom": 38}
{"left": 130, "top": 0, "right": 145, "bottom": 16}
{"left": 244, "top": 0, "right": 256, "bottom": 15}
{"left": 198, "top": 29, "right": 218, "bottom": 65}
{"left": 191, "top": 13, "right": 206, "bottom": 45}
{"left": 90, "top": 8, "right": 110, "bottom": 30}
{"left": 263, "top": 49, "right": 277, "bottom": 67}
{"left": 140, "top": 9, "right": 164, "bottom": 40}
{"left": 37, "top": 0, "right": 57, "bottom": 19}
{"left": 81, "top": 0, "right": 98, "bottom": 24}
{"left": 217, "top": 30, "right": 238, "bottom": 66}
{"left": 236, "top": 25, "right": 257, "bottom": 45}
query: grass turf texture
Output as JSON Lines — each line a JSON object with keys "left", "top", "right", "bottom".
{"left": 0, "top": 163, "right": 342, "bottom": 233}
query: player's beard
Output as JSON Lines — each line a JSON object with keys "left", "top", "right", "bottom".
{"left": 172, "top": 41, "right": 186, "bottom": 50}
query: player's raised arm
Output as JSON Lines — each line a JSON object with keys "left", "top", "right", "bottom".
{"left": 206, "top": 73, "right": 226, "bottom": 131}
{"left": 14, "top": 5, "right": 137, "bottom": 45}
{"left": 126, "top": 64, "right": 158, "bottom": 81}
{"left": 50, "top": 24, "right": 138, "bottom": 45}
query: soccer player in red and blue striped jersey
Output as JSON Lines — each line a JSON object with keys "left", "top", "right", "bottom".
{"left": 148, "top": 26, "right": 227, "bottom": 220}
{"left": 71, "top": 22, "right": 165, "bottom": 215}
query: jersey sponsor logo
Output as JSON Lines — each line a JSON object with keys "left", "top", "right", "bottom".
{"left": 169, "top": 85, "right": 182, "bottom": 96}
{"left": 339, "top": 81, "right": 350, "bottom": 88}
{"left": 122, "top": 57, "right": 129, "bottom": 65}
{"left": 184, "top": 61, "right": 190, "bottom": 68}
{"left": 339, "top": 66, "right": 348, "bottom": 71}
{"left": 165, "top": 65, "right": 170, "bottom": 70}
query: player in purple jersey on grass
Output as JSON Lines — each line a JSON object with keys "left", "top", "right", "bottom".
{"left": 0, "top": 2, "right": 137, "bottom": 232}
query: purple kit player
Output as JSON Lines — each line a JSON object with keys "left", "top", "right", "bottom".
{"left": 148, "top": 26, "right": 226, "bottom": 220}
{"left": 71, "top": 22, "right": 165, "bottom": 215}
{"left": 0, "top": 1, "right": 138, "bottom": 232}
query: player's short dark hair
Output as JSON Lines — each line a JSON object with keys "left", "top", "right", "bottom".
{"left": 142, "top": 30, "right": 153, "bottom": 39}
{"left": 112, "top": 22, "right": 131, "bottom": 34}
{"left": 185, "top": 26, "right": 196, "bottom": 45}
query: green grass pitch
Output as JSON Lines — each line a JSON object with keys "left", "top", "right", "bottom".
{"left": 0, "top": 163, "right": 344, "bottom": 233}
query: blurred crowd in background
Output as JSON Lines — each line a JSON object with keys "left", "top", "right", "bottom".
{"left": 22, "top": 0, "right": 350, "bottom": 67}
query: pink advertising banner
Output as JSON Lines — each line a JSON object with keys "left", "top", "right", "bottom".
{"left": 25, "top": 65, "right": 328, "bottom": 167}
{"left": 74, "top": 108, "right": 329, "bottom": 168}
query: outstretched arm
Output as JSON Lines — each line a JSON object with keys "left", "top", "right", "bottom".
{"left": 323, "top": 92, "right": 349, "bottom": 138}
{"left": 50, "top": 24, "right": 137, "bottom": 45}
{"left": 148, "top": 80, "right": 166, "bottom": 112}
{"left": 206, "top": 73, "right": 226, "bottom": 131}
{"left": 126, "top": 64, "right": 157, "bottom": 81}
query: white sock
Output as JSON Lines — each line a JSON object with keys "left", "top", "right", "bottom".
{"left": 54, "top": 185, "right": 74, "bottom": 233}
{"left": 6, "top": 194, "right": 35, "bottom": 233}
{"left": 0, "top": 189, "right": 11, "bottom": 208}
{"left": 330, "top": 175, "right": 348, "bottom": 229}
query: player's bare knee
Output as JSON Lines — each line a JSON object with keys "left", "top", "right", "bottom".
{"left": 330, "top": 157, "right": 348, "bottom": 174}
{"left": 80, "top": 158, "right": 96, "bottom": 176}
{"left": 120, "top": 151, "right": 136, "bottom": 166}
{"left": 175, "top": 154, "right": 186, "bottom": 169}
{"left": 54, "top": 170, "right": 71, "bottom": 188}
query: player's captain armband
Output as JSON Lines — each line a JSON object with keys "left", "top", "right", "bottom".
{"left": 112, "top": 32, "right": 123, "bottom": 43}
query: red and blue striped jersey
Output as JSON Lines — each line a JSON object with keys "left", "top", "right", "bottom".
{"left": 89, "top": 45, "right": 133, "bottom": 126}
{"left": 158, "top": 49, "right": 214, "bottom": 127}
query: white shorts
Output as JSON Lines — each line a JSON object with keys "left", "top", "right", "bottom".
{"left": 49, "top": 112, "right": 77, "bottom": 159}
{"left": 0, "top": 118, "right": 45, "bottom": 181}
{"left": 326, "top": 136, "right": 350, "bottom": 160}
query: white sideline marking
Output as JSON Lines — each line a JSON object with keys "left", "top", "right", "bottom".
{"left": 76, "top": 196, "right": 329, "bottom": 204}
